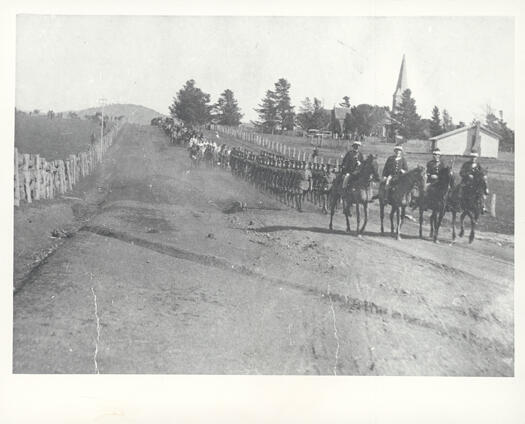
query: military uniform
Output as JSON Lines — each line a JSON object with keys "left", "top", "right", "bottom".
{"left": 342, "top": 150, "right": 365, "bottom": 175}
{"left": 382, "top": 155, "right": 408, "bottom": 179}
{"left": 426, "top": 158, "right": 445, "bottom": 183}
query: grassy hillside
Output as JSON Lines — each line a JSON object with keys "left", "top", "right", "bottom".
{"left": 73, "top": 103, "right": 164, "bottom": 125}
{"left": 15, "top": 114, "right": 101, "bottom": 160}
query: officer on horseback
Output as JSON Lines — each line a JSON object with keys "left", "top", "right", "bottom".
{"left": 342, "top": 141, "right": 364, "bottom": 189}
{"left": 459, "top": 150, "right": 488, "bottom": 214}
{"left": 426, "top": 148, "right": 445, "bottom": 185}
{"left": 379, "top": 145, "right": 408, "bottom": 200}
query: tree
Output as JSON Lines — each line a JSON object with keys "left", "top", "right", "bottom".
{"left": 339, "top": 96, "right": 351, "bottom": 108}
{"left": 213, "top": 89, "right": 243, "bottom": 126}
{"left": 33, "top": 109, "right": 40, "bottom": 115}
{"left": 441, "top": 109, "right": 455, "bottom": 133}
{"left": 391, "top": 89, "right": 422, "bottom": 140}
{"left": 273, "top": 78, "right": 295, "bottom": 131}
{"left": 253, "top": 90, "right": 278, "bottom": 133}
{"left": 169, "top": 79, "right": 211, "bottom": 127}
{"left": 296, "top": 97, "right": 330, "bottom": 131}
{"left": 429, "top": 106, "right": 442, "bottom": 137}
{"left": 485, "top": 108, "right": 514, "bottom": 152}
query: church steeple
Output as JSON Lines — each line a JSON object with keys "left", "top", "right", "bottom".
{"left": 392, "top": 54, "right": 408, "bottom": 111}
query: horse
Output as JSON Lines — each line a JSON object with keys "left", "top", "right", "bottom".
{"left": 447, "top": 167, "right": 489, "bottom": 243}
{"left": 379, "top": 166, "right": 426, "bottom": 240}
{"left": 417, "top": 166, "right": 455, "bottom": 242}
{"left": 342, "top": 154, "right": 381, "bottom": 235}
{"left": 328, "top": 154, "right": 380, "bottom": 234}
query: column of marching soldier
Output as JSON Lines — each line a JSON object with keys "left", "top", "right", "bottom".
{"left": 222, "top": 147, "right": 339, "bottom": 213}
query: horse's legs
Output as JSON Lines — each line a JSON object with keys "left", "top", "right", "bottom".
{"left": 459, "top": 211, "right": 467, "bottom": 238}
{"left": 451, "top": 210, "right": 456, "bottom": 241}
{"left": 344, "top": 199, "right": 351, "bottom": 233}
{"left": 396, "top": 207, "right": 401, "bottom": 240}
{"left": 419, "top": 206, "right": 424, "bottom": 238}
{"left": 435, "top": 207, "right": 446, "bottom": 243}
{"left": 469, "top": 212, "right": 476, "bottom": 243}
{"left": 355, "top": 202, "right": 360, "bottom": 236}
{"left": 429, "top": 210, "right": 435, "bottom": 239}
{"left": 329, "top": 194, "right": 338, "bottom": 230}
{"left": 380, "top": 202, "right": 385, "bottom": 234}
{"left": 360, "top": 202, "right": 368, "bottom": 235}
{"left": 390, "top": 207, "right": 396, "bottom": 235}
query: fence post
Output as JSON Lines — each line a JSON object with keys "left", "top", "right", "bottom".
{"left": 14, "top": 148, "right": 20, "bottom": 206}
{"left": 23, "top": 154, "right": 31, "bottom": 203}
{"left": 35, "top": 155, "right": 41, "bottom": 200}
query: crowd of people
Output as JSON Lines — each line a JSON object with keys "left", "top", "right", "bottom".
{"left": 153, "top": 117, "right": 488, "bottom": 216}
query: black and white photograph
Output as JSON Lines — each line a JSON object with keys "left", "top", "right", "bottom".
{"left": 2, "top": 3, "right": 524, "bottom": 422}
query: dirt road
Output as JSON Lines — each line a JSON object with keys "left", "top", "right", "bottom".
{"left": 13, "top": 124, "right": 514, "bottom": 375}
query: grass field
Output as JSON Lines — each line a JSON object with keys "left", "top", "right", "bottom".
{"left": 15, "top": 114, "right": 102, "bottom": 160}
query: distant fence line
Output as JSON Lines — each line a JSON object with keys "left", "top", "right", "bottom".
{"left": 209, "top": 124, "right": 342, "bottom": 168}
{"left": 14, "top": 121, "right": 124, "bottom": 206}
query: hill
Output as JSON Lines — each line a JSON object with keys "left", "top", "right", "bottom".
{"left": 72, "top": 103, "right": 164, "bottom": 125}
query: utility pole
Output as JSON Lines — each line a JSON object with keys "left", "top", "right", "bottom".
{"left": 99, "top": 98, "right": 107, "bottom": 160}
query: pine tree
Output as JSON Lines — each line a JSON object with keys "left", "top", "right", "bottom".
{"left": 273, "top": 78, "right": 295, "bottom": 131}
{"left": 429, "top": 106, "right": 442, "bottom": 137}
{"left": 169, "top": 79, "right": 211, "bottom": 127}
{"left": 214, "top": 89, "right": 243, "bottom": 126}
{"left": 441, "top": 109, "right": 455, "bottom": 133}
{"left": 391, "top": 89, "right": 422, "bottom": 140}
{"left": 253, "top": 90, "right": 278, "bottom": 133}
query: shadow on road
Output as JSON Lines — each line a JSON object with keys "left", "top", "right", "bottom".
{"left": 249, "top": 225, "right": 422, "bottom": 240}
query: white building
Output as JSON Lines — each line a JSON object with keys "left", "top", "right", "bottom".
{"left": 429, "top": 123, "right": 500, "bottom": 158}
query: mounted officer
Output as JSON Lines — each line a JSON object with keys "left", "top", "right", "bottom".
{"left": 426, "top": 148, "right": 445, "bottom": 185}
{"left": 379, "top": 145, "right": 408, "bottom": 201}
{"left": 459, "top": 150, "right": 488, "bottom": 214}
{"left": 342, "top": 141, "right": 365, "bottom": 189}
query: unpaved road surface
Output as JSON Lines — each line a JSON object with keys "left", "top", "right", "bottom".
{"left": 14, "top": 124, "right": 514, "bottom": 375}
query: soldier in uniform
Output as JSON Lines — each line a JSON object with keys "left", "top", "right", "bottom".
{"left": 342, "top": 141, "right": 365, "bottom": 189}
{"left": 459, "top": 151, "right": 487, "bottom": 214}
{"left": 426, "top": 148, "right": 445, "bottom": 185}
{"left": 379, "top": 145, "right": 408, "bottom": 201}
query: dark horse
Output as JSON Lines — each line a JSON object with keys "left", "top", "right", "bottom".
{"left": 379, "top": 166, "right": 426, "bottom": 240}
{"left": 418, "top": 166, "right": 455, "bottom": 242}
{"left": 328, "top": 154, "right": 380, "bottom": 235}
{"left": 447, "top": 167, "right": 489, "bottom": 243}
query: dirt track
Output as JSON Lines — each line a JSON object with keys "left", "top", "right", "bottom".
{"left": 13, "top": 124, "right": 514, "bottom": 375}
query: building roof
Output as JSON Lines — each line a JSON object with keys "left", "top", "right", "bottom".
{"left": 333, "top": 106, "right": 351, "bottom": 120}
{"left": 429, "top": 124, "right": 501, "bottom": 141}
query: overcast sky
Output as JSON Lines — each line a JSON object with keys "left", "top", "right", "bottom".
{"left": 16, "top": 15, "right": 514, "bottom": 127}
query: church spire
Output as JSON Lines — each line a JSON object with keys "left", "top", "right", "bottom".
{"left": 392, "top": 54, "right": 408, "bottom": 111}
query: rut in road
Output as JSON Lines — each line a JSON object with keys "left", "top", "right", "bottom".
{"left": 80, "top": 223, "right": 511, "bottom": 358}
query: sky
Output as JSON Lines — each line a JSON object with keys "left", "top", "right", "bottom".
{"left": 16, "top": 15, "right": 515, "bottom": 127}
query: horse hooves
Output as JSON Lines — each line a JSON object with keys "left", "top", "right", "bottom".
{"left": 346, "top": 228, "right": 351, "bottom": 233}
{"left": 469, "top": 236, "right": 475, "bottom": 244}
{"left": 459, "top": 231, "right": 464, "bottom": 238}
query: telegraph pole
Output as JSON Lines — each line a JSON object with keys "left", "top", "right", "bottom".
{"left": 99, "top": 98, "right": 107, "bottom": 160}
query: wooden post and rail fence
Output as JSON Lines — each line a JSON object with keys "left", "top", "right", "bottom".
{"left": 14, "top": 120, "right": 124, "bottom": 207}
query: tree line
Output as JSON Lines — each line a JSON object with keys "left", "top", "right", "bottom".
{"left": 168, "top": 78, "right": 514, "bottom": 150}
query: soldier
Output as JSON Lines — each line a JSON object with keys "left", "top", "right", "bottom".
{"left": 459, "top": 150, "right": 487, "bottom": 214}
{"left": 342, "top": 141, "right": 365, "bottom": 189}
{"left": 426, "top": 148, "right": 445, "bottom": 185}
{"left": 379, "top": 145, "right": 408, "bottom": 201}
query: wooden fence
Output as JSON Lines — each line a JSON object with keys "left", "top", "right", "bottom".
{"left": 14, "top": 121, "right": 123, "bottom": 206}
{"left": 210, "top": 124, "right": 341, "bottom": 168}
